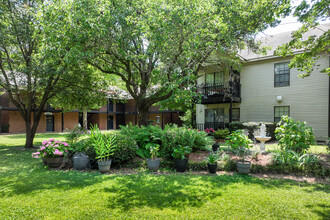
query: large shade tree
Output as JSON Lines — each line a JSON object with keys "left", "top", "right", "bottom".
{"left": 40, "top": 0, "right": 291, "bottom": 125}
{"left": 276, "top": 0, "right": 330, "bottom": 76}
{"left": 0, "top": 0, "right": 95, "bottom": 148}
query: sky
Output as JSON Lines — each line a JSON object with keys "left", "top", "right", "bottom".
{"left": 260, "top": 0, "right": 329, "bottom": 36}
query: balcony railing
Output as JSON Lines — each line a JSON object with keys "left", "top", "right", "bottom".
{"left": 196, "top": 82, "right": 241, "bottom": 104}
{"left": 196, "top": 122, "right": 227, "bottom": 131}
{"left": 0, "top": 96, "right": 9, "bottom": 107}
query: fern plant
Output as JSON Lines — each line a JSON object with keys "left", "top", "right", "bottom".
{"left": 89, "top": 125, "right": 116, "bottom": 161}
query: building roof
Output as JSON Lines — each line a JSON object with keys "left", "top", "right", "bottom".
{"left": 239, "top": 23, "right": 330, "bottom": 62}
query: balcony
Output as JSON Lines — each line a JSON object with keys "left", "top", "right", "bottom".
{"left": 197, "top": 82, "right": 241, "bottom": 104}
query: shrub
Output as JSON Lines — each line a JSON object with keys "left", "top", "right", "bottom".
{"left": 120, "top": 123, "right": 163, "bottom": 158}
{"left": 225, "top": 130, "right": 253, "bottom": 161}
{"left": 275, "top": 116, "right": 315, "bottom": 153}
{"left": 111, "top": 133, "right": 138, "bottom": 163}
{"left": 213, "top": 129, "right": 230, "bottom": 140}
{"left": 229, "top": 121, "right": 244, "bottom": 132}
{"left": 271, "top": 149, "right": 322, "bottom": 175}
{"left": 65, "top": 124, "right": 84, "bottom": 145}
{"left": 171, "top": 145, "right": 192, "bottom": 159}
{"left": 85, "top": 133, "right": 137, "bottom": 164}
{"left": 161, "top": 125, "right": 213, "bottom": 158}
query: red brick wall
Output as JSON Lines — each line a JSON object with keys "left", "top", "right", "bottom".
{"left": 64, "top": 112, "right": 79, "bottom": 131}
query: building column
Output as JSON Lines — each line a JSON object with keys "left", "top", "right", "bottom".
{"left": 61, "top": 110, "right": 64, "bottom": 132}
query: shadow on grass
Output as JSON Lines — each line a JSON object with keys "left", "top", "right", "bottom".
{"left": 306, "top": 203, "right": 330, "bottom": 220}
{"left": 98, "top": 174, "right": 330, "bottom": 211}
{"left": 1, "top": 144, "right": 329, "bottom": 216}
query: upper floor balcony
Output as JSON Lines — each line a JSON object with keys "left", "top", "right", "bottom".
{"left": 196, "top": 81, "right": 241, "bottom": 104}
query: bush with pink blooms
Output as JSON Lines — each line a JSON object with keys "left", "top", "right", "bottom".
{"left": 204, "top": 128, "right": 215, "bottom": 133}
{"left": 32, "top": 139, "right": 69, "bottom": 158}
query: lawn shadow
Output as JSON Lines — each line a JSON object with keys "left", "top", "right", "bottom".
{"left": 305, "top": 203, "right": 330, "bottom": 220}
{"left": 100, "top": 173, "right": 330, "bottom": 211}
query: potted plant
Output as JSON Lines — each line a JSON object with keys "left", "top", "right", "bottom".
{"left": 225, "top": 130, "right": 253, "bottom": 174}
{"left": 89, "top": 125, "right": 116, "bottom": 173}
{"left": 171, "top": 145, "right": 192, "bottom": 172}
{"left": 66, "top": 125, "right": 90, "bottom": 170}
{"left": 205, "top": 152, "right": 220, "bottom": 174}
{"left": 146, "top": 143, "right": 160, "bottom": 171}
{"left": 32, "top": 139, "right": 69, "bottom": 168}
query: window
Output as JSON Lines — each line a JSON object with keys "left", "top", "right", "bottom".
{"left": 205, "top": 72, "right": 224, "bottom": 85}
{"left": 205, "top": 108, "right": 224, "bottom": 123}
{"left": 274, "top": 106, "right": 290, "bottom": 123}
{"left": 232, "top": 108, "right": 240, "bottom": 121}
{"left": 274, "top": 62, "right": 290, "bottom": 87}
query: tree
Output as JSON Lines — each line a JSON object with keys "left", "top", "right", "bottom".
{"left": 0, "top": 0, "right": 93, "bottom": 148}
{"left": 40, "top": 0, "right": 291, "bottom": 125}
{"left": 276, "top": 0, "right": 330, "bottom": 77}
{"left": 49, "top": 64, "right": 108, "bottom": 130}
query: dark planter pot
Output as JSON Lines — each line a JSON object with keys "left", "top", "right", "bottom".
{"left": 42, "top": 157, "right": 47, "bottom": 165}
{"left": 237, "top": 161, "right": 251, "bottom": 174}
{"left": 212, "top": 143, "right": 219, "bottom": 152}
{"left": 72, "top": 153, "right": 89, "bottom": 170}
{"left": 147, "top": 159, "right": 160, "bottom": 172}
{"left": 46, "top": 157, "right": 63, "bottom": 168}
{"left": 208, "top": 163, "right": 217, "bottom": 174}
{"left": 98, "top": 159, "right": 112, "bottom": 173}
{"left": 175, "top": 159, "right": 188, "bottom": 172}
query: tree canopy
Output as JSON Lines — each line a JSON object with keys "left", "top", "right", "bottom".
{"left": 276, "top": 0, "right": 330, "bottom": 77}
{"left": 39, "top": 0, "right": 291, "bottom": 125}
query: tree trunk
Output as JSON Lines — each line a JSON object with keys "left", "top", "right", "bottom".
{"left": 137, "top": 102, "right": 150, "bottom": 126}
{"left": 25, "top": 120, "right": 35, "bottom": 148}
{"left": 83, "top": 108, "right": 88, "bottom": 130}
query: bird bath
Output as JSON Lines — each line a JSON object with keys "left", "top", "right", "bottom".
{"left": 255, "top": 124, "right": 271, "bottom": 154}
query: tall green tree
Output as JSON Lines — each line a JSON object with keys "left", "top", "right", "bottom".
{"left": 0, "top": 0, "right": 94, "bottom": 148}
{"left": 40, "top": 0, "right": 290, "bottom": 125}
{"left": 276, "top": 0, "right": 330, "bottom": 77}
{"left": 49, "top": 64, "right": 108, "bottom": 130}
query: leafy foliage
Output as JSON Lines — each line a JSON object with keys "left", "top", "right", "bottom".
{"left": 205, "top": 152, "right": 220, "bottom": 164}
{"left": 120, "top": 123, "right": 163, "bottom": 158}
{"left": 213, "top": 129, "right": 230, "bottom": 140}
{"left": 272, "top": 150, "right": 321, "bottom": 172}
{"left": 89, "top": 125, "right": 116, "bottom": 161}
{"left": 65, "top": 124, "right": 84, "bottom": 146}
{"left": 171, "top": 145, "right": 192, "bottom": 160}
{"left": 225, "top": 130, "right": 253, "bottom": 161}
{"left": 275, "top": 0, "right": 330, "bottom": 76}
{"left": 275, "top": 116, "right": 315, "bottom": 153}
{"left": 111, "top": 133, "right": 138, "bottom": 163}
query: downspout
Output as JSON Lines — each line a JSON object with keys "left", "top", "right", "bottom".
{"left": 328, "top": 54, "right": 330, "bottom": 138}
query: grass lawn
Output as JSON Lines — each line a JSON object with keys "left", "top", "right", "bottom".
{"left": 0, "top": 133, "right": 329, "bottom": 219}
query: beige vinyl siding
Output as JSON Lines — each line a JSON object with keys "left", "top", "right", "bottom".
{"left": 240, "top": 55, "right": 329, "bottom": 140}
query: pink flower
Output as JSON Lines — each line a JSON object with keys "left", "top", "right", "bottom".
{"left": 54, "top": 145, "right": 59, "bottom": 148}
{"left": 40, "top": 146, "right": 45, "bottom": 151}
{"left": 42, "top": 140, "right": 47, "bottom": 145}
{"left": 63, "top": 142, "right": 68, "bottom": 147}
{"left": 32, "top": 152, "right": 40, "bottom": 158}
{"left": 49, "top": 138, "right": 55, "bottom": 142}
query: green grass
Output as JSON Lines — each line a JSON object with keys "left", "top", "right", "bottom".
{"left": 0, "top": 134, "right": 329, "bottom": 219}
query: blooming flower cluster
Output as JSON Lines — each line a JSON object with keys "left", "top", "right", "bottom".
{"left": 32, "top": 139, "right": 69, "bottom": 159}
{"left": 204, "top": 128, "right": 215, "bottom": 133}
